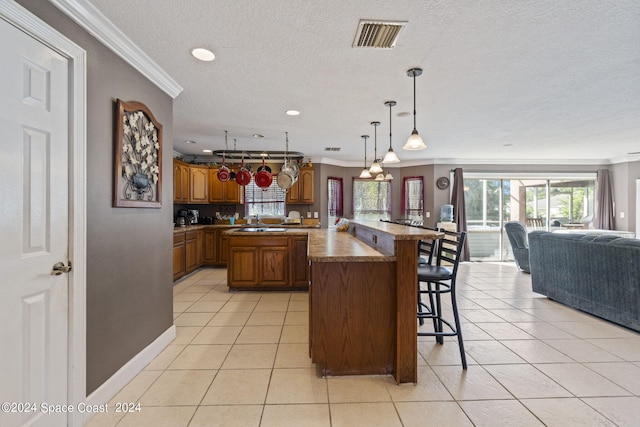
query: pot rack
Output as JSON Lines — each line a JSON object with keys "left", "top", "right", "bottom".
{"left": 211, "top": 150, "right": 305, "bottom": 162}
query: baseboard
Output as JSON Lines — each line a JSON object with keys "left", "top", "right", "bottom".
{"left": 81, "top": 325, "right": 176, "bottom": 424}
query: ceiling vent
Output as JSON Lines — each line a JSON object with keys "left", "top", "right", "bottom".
{"left": 353, "top": 20, "right": 407, "bottom": 49}
{"left": 324, "top": 147, "right": 341, "bottom": 152}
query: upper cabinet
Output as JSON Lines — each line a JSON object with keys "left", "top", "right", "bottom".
{"left": 173, "top": 159, "right": 190, "bottom": 203}
{"left": 209, "top": 168, "right": 244, "bottom": 204}
{"left": 286, "top": 167, "right": 315, "bottom": 204}
{"left": 189, "top": 164, "right": 209, "bottom": 203}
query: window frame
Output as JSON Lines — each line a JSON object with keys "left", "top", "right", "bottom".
{"left": 243, "top": 179, "right": 286, "bottom": 217}
{"left": 402, "top": 176, "right": 424, "bottom": 220}
{"left": 327, "top": 176, "right": 344, "bottom": 226}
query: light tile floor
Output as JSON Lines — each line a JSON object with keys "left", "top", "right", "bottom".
{"left": 87, "top": 263, "right": 640, "bottom": 426}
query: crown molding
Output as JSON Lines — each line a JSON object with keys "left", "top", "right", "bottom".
{"left": 49, "top": 0, "right": 182, "bottom": 99}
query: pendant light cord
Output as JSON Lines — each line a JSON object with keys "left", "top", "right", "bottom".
{"left": 412, "top": 72, "right": 417, "bottom": 131}
{"left": 389, "top": 103, "right": 393, "bottom": 148}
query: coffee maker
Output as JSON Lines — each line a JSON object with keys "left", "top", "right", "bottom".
{"left": 187, "top": 209, "right": 199, "bottom": 224}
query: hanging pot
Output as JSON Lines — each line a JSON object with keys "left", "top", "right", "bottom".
{"left": 276, "top": 164, "right": 296, "bottom": 191}
{"left": 277, "top": 131, "right": 296, "bottom": 191}
{"left": 257, "top": 163, "right": 272, "bottom": 174}
{"left": 281, "top": 159, "right": 299, "bottom": 180}
{"left": 217, "top": 165, "right": 230, "bottom": 182}
{"left": 255, "top": 158, "right": 273, "bottom": 189}
{"left": 235, "top": 157, "right": 251, "bottom": 186}
{"left": 218, "top": 131, "right": 231, "bottom": 182}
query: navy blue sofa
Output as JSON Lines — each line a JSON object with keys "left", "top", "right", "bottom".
{"left": 528, "top": 231, "right": 640, "bottom": 332}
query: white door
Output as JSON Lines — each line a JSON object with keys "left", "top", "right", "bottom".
{"left": 0, "top": 18, "right": 70, "bottom": 427}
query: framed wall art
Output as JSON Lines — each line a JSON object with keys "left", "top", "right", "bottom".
{"left": 113, "top": 99, "right": 163, "bottom": 208}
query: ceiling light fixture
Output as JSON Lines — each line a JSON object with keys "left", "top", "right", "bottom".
{"left": 184, "top": 139, "right": 196, "bottom": 144}
{"left": 359, "top": 135, "right": 372, "bottom": 179}
{"left": 191, "top": 48, "right": 215, "bottom": 62}
{"left": 369, "top": 121, "right": 383, "bottom": 174}
{"left": 403, "top": 67, "right": 427, "bottom": 150}
{"left": 285, "top": 110, "right": 300, "bottom": 116}
{"left": 383, "top": 100, "right": 400, "bottom": 163}
{"left": 384, "top": 170, "right": 394, "bottom": 180}
{"left": 202, "top": 149, "right": 212, "bottom": 153}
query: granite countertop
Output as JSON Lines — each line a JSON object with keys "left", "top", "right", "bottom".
{"left": 223, "top": 228, "right": 310, "bottom": 236}
{"left": 307, "top": 229, "right": 395, "bottom": 262}
{"left": 173, "top": 223, "right": 320, "bottom": 233}
{"left": 351, "top": 220, "right": 444, "bottom": 240}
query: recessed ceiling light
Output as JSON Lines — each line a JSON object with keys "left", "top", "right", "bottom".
{"left": 202, "top": 149, "right": 212, "bottom": 153}
{"left": 253, "top": 134, "right": 265, "bottom": 138}
{"left": 191, "top": 48, "right": 215, "bottom": 62}
{"left": 185, "top": 139, "right": 196, "bottom": 144}
{"left": 504, "top": 143, "right": 513, "bottom": 147}
{"left": 286, "top": 110, "right": 300, "bottom": 116}
{"left": 397, "top": 111, "right": 411, "bottom": 117}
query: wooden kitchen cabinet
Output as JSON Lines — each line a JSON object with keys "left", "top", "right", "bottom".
{"left": 173, "top": 232, "right": 186, "bottom": 281}
{"left": 259, "top": 246, "right": 289, "bottom": 286}
{"left": 189, "top": 165, "right": 209, "bottom": 203}
{"left": 228, "top": 247, "right": 258, "bottom": 286}
{"left": 173, "top": 159, "right": 189, "bottom": 203}
{"left": 290, "top": 235, "right": 309, "bottom": 286}
{"left": 208, "top": 168, "right": 243, "bottom": 204}
{"left": 184, "top": 230, "right": 200, "bottom": 274}
{"left": 227, "top": 233, "right": 308, "bottom": 290}
{"left": 286, "top": 167, "right": 314, "bottom": 204}
{"left": 218, "top": 231, "right": 230, "bottom": 265}
{"left": 203, "top": 228, "right": 217, "bottom": 265}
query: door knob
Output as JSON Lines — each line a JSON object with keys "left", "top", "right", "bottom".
{"left": 51, "top": 261, "right": 72, "bottom": 275}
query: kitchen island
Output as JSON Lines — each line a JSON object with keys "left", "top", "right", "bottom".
{"left": 308, "top": 221, "right": 443, "bottom": 384}
{"left": 223, "top": 221, "right": 443, "bottom": 384}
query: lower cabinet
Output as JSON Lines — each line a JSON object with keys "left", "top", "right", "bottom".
{"left": 173, "top": 232, "right": 186, "bottom": 281}
{"left": 174, "top": 229, "right": 204, "bottom": 281}
{"left": 290, "top": 236, "right": 309, "bottom": 287}
{"left": 185, "top": 230, "right": 200, "bottom": 275}
{"left": 203, "top": 229, "right": 217, "bottom": 265}
{"left": 227, "top": 234, "right": 308, "bottom": 290}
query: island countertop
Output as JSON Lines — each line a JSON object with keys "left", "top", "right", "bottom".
{"left": 306, "top": 229, "right": 395, "bottom": 262}
{"left": 223, "top": 227, "right": 310, "bottom": 236}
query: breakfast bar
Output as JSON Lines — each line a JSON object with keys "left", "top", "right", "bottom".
{"left": 307, "top": 221, "right": 443, "bottom": 384}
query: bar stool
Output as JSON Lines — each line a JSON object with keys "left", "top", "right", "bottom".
{"left": 417, "top": 230, "right": 467, "bottom": 369}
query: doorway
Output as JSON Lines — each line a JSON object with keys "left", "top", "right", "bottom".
{"left": 0, "top": 3, "right": 87, "bottom": 426}
{"left": 464, "top": 174, "right": 596, "bottom": 262}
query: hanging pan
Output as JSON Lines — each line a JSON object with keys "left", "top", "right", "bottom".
{"left": 217, "top": 131, "right": 230, "bottom": 182}
{"left": 235, "top": 154, "right": 252, "bottom": 186}
{"left": 276, "top": 132, "right": 296, "bottom": 191}
{"left": 255, "top": 158, "right": 273, "bottom": 189}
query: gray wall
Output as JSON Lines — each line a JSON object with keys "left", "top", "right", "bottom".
{"left": 18, "top": 0, "right": 174, "bottom": 395}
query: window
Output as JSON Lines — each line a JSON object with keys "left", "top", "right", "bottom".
{"left": 402, "top": 176, "right": 424, "bottom": 221}
{"left": 244, "top": 179, "right": 285, "bottom": 216}
{"left": 327, "top": 177, "right": 343, "bottom": 227}
{"left": 352, "top": 178, "right": 391, "bottom": 221}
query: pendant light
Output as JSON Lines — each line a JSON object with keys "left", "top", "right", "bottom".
{"left": 382, "top": 100, "right": 400, "bottom": 163}
{"left": 369, "top": 121, "right": 383, "bottom": 174}
{"left": 359, "top": 135, "right": 372, "bottom": 178}
{"left": 384, "top": 169, "right": 394, "bottom": 180}
{"left": 403, "top": 67, "right": 427, "bottom": 150}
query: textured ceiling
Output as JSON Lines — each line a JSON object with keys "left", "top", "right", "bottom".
{"left": 89, "top": 0, "right": 640, "bottom": 165}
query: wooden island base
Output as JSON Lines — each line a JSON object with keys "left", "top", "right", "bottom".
{"left": 310, "top": 261, "right": 396, "bottom": 376}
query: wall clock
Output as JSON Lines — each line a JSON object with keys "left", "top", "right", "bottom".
{"left": 436, "top": 176, "right": 450, "bottom": 190}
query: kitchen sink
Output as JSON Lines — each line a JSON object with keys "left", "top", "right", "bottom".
{"left": 236, "top": 227, "right": 287, "bottom": 232}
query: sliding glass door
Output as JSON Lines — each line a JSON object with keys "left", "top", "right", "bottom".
{"left": 464, "top": 174, "right": 595, "bottom": 262}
